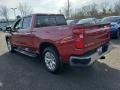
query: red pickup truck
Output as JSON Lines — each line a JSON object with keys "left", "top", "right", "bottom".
{"left": 6, "top": 14, "right": 112, "bottom": 73}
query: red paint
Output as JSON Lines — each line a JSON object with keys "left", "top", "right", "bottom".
{"left": 6, "top": 14, "right": 111, "bottom": 63}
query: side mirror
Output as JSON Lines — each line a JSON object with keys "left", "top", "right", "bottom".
{"left": 6, "top": 26, "right": 12, "bottom": 32}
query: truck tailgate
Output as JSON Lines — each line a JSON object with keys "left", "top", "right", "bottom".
{"left": 84, "top": 24, "right": 110, "bottom": 46}
{"left": 72, "top": 23, "right": 110, "bottom": 55}
{"left": 83, "top": 24, "right": 110, "bottom": 51}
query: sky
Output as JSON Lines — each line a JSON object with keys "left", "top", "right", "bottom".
{"left": 0, "top": 0, "right": 118, "bottom": 19}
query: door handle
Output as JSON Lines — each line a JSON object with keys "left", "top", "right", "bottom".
{"left": 25, "top": 32, "right": 31, "bottom": 35}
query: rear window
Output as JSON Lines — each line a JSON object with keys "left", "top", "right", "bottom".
{"left": 55, "top": 15, "right": 67, "bottom": 25}
{"left": 36, "top": 15, "right": 67, "bottom": 27}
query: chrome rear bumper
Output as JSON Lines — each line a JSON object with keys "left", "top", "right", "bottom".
{"left": 69, "top": 43, "right": 112, "bottom": 66}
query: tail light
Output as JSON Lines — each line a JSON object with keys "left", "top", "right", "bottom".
{"left": 75, "top": 34, "right": 84, "bottom": 49}
{"left": 73, "top": 29, "right": 85, "bottom": 49}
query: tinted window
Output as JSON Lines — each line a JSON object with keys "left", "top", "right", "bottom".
{"left": 22, "top": 16, "right": 32, "bottom": 29}
{"left": 37, "top": 16, "right": 57, "bottom": 26}
{"left": 102, "top": 17, "right": 120, "bottom": 23}
{"left": 55, "top": 15, "right": 67, "bottom": 25}
{"left": 36, "top": 15, "right": 66, "bottom": 27}
{"left": 77, "top": 18, "right": 96, "bottom": 25}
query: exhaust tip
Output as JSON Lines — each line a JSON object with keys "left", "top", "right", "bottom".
{"left": 100, "top": 56, "right": 106, "bottom": 59}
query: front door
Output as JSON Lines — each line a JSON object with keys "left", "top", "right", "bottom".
{"left": 12, "top": 16, "right": 34, "bottom": 51}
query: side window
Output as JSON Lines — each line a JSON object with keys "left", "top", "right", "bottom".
{"left": 36, "top": 15, "right": 66, "bottom": 27}
{"left": 55, "top": 15, "right": 67, "bottom": 25}
{"left": 22, "top": 16, "right": 32, "bottom": 29}
{"left": 36, "top": 16, "right": 49, "bottom": 27}
{"left": 36, "top": 16, "right": 56, "bottom": 27}
{"left": 49, "top": 17, "right": 56, "bottom": 26}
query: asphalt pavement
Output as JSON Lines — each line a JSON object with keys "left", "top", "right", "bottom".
{"left": 0, "top": 32, "right": 120, "bottom": 90}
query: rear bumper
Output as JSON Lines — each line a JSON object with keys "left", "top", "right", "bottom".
{"left": 69, "top": 43, "right": 112, "bottom": 66}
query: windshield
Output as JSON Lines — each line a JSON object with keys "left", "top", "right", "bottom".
{"left": 102, "top": 17, "right": 120, "bottom": 23}
{"left": 77, "top": 18, "right": 97, "bottom": 25}
{"left": 67, "top": 20, "right": 74, "bottom": 25}
{"left": 36, "top": 15, "right": 67, "bottom": 27}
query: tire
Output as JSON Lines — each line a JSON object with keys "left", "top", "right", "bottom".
{"left": 6, "top": 39, "right": 15, "bottom": 52}
{"left": 42, "top": 47, "right": 63, "bottom": 74}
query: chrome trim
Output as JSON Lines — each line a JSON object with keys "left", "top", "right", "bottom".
{"left": 69, "top": 44, "right": 112, "bottom": 66}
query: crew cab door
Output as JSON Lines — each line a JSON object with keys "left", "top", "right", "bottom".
{"left": 11, "top": 19, "right": 22, "bottom": 46}
{"left": 11, "top": 16, "right": 34, "bottom": 51}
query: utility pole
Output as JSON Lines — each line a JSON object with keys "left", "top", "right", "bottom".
{"left": 11, "top": 8, "right": 17, "bottom": 19}
{"left": 67, "top": 0, "right": 70, "bottom": 19}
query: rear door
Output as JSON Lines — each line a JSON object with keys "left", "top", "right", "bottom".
{"left": 17, "top": 16, "right": 34, "bottom": 50}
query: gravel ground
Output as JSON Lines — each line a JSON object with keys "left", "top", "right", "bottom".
{"left": 0, "top": 32, "right": 120, "bottom": 90}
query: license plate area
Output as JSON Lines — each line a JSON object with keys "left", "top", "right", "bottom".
{"left": 97, "top": 47, "right": 102, "bottom": 55}
{"left": 102, "top": 44, "right": 108, "bottom": 53}
{"left": 97, "top": 44, "right": 108, "bottom": 55}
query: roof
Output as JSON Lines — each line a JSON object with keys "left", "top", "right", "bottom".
{"left": 32, "top": 13, "right": 64, "bottom": 16}
{"left": 23, "top": 13, "right": 64, "bottom": 18}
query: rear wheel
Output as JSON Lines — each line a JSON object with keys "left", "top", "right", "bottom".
{"left": 6, "top": 39, "right": 14, "bottom": 52}
{"left": 42, "top": 47, "right": 63, "bottom": 74}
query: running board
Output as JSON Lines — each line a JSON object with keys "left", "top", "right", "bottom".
{"left": 14, "top": 49, "right": 38, "bottom": 58}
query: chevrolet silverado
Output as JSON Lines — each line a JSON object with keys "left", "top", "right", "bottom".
{"left": 5, "top": 14, "right": 112, "bottom": 73}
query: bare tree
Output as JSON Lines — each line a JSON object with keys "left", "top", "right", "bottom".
{"left": 71, "top": 8, "right": 84, "bottom": 19}
{"left": 79, "top": 3, "right": 98, "bottom": 18}
{"left": 89, "top": 3, "right": 98, "bottom": 17}
{"left": 81, "top": 5, "right": 91, "bottom": 16}
{"left": 62, "top": 6, "right": 68, "bottom": 18}
{"left": 114, "top": 0, "right": 120, "bottom": 15}
{"left": 18, "top": 3, "right": 33, "bottom": 17}
{"left": 0, "top": 5, "right": 9, "bottom": 23}
{"left": 63, "top": 0, "right": 119, "bottom": 19}
{"left": 62, "top": 0, "right": 72, "bottom": 19}
{"left": 99, "top": 1, "right": 110, "bottom": 16}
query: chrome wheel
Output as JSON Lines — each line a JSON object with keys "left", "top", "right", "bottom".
{"left": 44, "top": 52, "right": 56, "bottom": 71}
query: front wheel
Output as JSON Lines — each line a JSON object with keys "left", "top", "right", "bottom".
{"left": 42, "top": 47, "right": 63, "bottom": 74}
{"left": 6, "top": 39, "right": 14, "bottom": 52}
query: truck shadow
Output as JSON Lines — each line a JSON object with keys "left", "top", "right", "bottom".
{"left": 0, "top": 52, "right": 120, "bottom": 89}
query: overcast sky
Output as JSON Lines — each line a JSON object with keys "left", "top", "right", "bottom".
{"left": 0, "top": 0, "right": 118, "bottom": 19}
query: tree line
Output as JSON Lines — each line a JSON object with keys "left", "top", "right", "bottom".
{"left": 1, "top": 1, "right": 120, "bottom": 22}
{"left": 0, "top": 2, "right": 33, "bottom": 22}
{"left": 63, "top": 0, "right": 120, "bottom": 19}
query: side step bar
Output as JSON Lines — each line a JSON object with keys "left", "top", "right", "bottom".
{"left": 14, "top": 49, "right": 38, "bottom": 58}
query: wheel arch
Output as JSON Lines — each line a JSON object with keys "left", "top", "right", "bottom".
{"left": 39, "top": 42, "right": 60, "bottom": 57}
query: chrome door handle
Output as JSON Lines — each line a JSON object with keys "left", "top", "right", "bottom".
{"left": 25, "top": 33, "right": 31, "bottom": 35}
